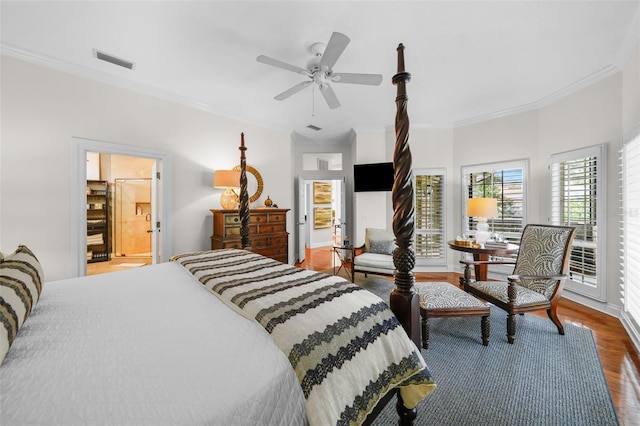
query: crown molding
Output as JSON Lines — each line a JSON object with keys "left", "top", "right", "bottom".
{"left": 0, "top": 43, "right": 292, "bottom": 135}
{"left": 2, "top": 40, "right": 631, "bottom": 134}
{"left": 453, "top": 64, "right": 621, "bottom": 128}
{"left": 614, "top": 5, "right": 640, "bottom": 70}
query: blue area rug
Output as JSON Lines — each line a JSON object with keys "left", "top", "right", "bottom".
{"left": 354, "top": 276, "right": 619, "bottom": 426}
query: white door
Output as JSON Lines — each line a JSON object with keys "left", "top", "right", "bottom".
{"left": 151, "top": 161, "right": 161, "bottom": 264}
{"left": 296, "top": 177, "right": 306, "bottom": 263}
{"left": 339, "top": 176, "right": 347, "bottom": 243}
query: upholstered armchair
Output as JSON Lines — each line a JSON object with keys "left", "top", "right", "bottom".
{"left": 351, "top": 228, "right": 396, "bottom": 282}
{"left": 461, "top": 224, "right": 577, "bottom": 343}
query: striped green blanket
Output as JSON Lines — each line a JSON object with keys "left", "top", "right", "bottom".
{"left": 172, "top": 249, "right": 435, "bottom": 426}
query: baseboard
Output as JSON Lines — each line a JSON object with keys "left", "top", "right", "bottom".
{"left": 620, "top": 312, "right": 640, "bottom": 354}
{"left": 562, "top": 290, "right": 621, "bottom": 318}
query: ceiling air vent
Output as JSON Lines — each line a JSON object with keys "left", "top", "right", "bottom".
{"left": 93, "top": 49, "right": 135, "bottom": 70}
{"left": 306, "top": 124, "right": 322, "bottom": 131}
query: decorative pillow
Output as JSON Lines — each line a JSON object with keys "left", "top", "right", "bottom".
{"left": 369, "top": 239, "right": 395, "bottom": 255}
{"left": 0, "top": 245, "right": 44, "bottom": 365}
{"left": 365, "top": 228, "right": 395, "bottom": 254}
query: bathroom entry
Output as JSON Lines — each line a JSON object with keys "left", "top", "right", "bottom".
{"left": 114, "top": 178, "right": 152, "bottom": 258}
{"left": 86, "top": 152, "right": 157, "bottom": 274}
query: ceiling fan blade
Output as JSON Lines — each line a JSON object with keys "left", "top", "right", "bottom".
{"left": 274, "top": 81, "right": 312, "bottom": 101}
{"left": 318, "top": 32, "right": 350, "bottom": 71}
{"left": 331, "top": 73, "right": 383, "bottom": 86}
{"left": 257, "top": 55, "right": 310, "bottom": 76}
{"left": 319, "top": 84, "right": 341, "bottom": 109}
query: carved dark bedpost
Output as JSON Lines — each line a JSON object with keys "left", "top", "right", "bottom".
{"left": 390, "top": 44, "right": 420, "bottom": 348}
{"left": 390, "top": 42, "right": 419, "bottom": 426}
{"left": 239, "top": 133, "right": 251, "bottom": 251}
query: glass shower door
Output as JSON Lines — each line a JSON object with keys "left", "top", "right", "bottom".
{"left": 114, "top": 179, "right": 152, "bottom": 259}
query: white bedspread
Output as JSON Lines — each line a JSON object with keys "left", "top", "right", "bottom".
{"left": 0, "top": 262, "right": 306, "bottom": 425}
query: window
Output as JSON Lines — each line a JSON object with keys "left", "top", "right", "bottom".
{"left": 460, "top": 160, "right": 527, "bottom": 276}
{"left": 550, "top": 144, "right": 607, "bottom": 301}
{"left": 622, "top": 134, "right": 640, "bottom": 335}
{"left": 301, "top": 153, "right": 342, "bottom": 171}
{"left": 462, "top": 160, "right": 527, "bottom": 241}
{"left": 414, "top": 168, "right": 446, "bottom": 265}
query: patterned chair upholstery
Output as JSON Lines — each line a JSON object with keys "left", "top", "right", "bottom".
{"left": 415, "top": 282, "right": 490, "bottom": 349}
{"left": 461, "top": 224, "right": 577, "bottom": 344}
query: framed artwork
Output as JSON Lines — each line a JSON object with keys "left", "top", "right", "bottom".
{"left": 313, "top": 181, "right": 332, "bottom": 204}
{"left": 314, "top": 207, "right": 332, "bottom": 229}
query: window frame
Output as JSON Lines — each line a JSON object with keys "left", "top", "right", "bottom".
{"left": 413, "top": 167, "right": 447, "bottom": 266}
{"left": 621, "top": 133, "right": 640, "bottom": 340}
{"left": 461, "top": 159, "right": 528, "bottom": 276}
{"left": 461, "top": 159, "right": 528, "bottom": 241}
{"left": 549, "top": 143, "right": 607, "bottom": 301}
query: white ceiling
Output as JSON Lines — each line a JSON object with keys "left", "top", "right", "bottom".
{"left": 1, "top": 1, "right": 639, "bottom": 142}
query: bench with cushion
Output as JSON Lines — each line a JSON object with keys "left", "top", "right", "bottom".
{"left": 415, "top": 282, "right": 490, "bottom": 349}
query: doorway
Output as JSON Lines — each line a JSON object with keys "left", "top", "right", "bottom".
{"left": 86, "top": 155, "right": 156, "bottom": 275}
{"left": 296, "top": 177, "right": 347, "bottom": 263}
{"left": 71, "top": 137, "right": 172, "bottom": 278}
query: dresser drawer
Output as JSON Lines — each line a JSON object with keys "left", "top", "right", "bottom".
{"left": 224, "top": 214, "right": 241, "bottom": 225}
{"left": 255, "top": 223, "right": 286, "bottom": 235}
{"left": 269, "top": 235, "right": 288, "bottom": 246}
{"left": 256, "top": 245, "right": 288, "bottom": 258}
{"left": 223, "top": 224, "right": 257, "bottom": 237}
{"left": 211, "top": 237, "right": 241, "bottom": 250}
{"left": 211, "top": 208, "right": 289, "bottom": 263}
{"left": 250, "top": 236, "right": 270, "bottom": 250}
{"left": 267, "top": 213, "right": 286, "bottom": 223}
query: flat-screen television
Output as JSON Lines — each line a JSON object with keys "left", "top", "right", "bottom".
{"left": 353, "top": 162, "right": 394, "bottom": 192}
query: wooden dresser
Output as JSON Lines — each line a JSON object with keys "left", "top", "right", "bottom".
{"left": 210, "top": 208, "right": 289, "bottom": 263}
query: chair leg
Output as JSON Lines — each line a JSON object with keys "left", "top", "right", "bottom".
{"left": 547, "top": 307, "right": 565, "bottom": 335}
{"left": 421, "top": 315, "right": 429, "bottom": 349}
{"left": 507, "top": 313, "right": 516, "bottom": 344}
{"left": 481, "top": 315, "right": 490, "bottom": 346}
{"left": 461, "top": 264, "right": 472, "bottom": 289}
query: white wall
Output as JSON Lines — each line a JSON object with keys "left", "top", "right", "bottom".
{"left": 0, "top": 56, "right": 292, "bottom": 281}
{"left": 407, "top": 127, "right": 455, "bottom": 246}
{"left": 446, "top": 49, "right": 638, "bottom": 313}
{"left": 352, "top": 129, "right": 391, "bottom": 246}
{"left": 539, "top": 74, "right": 623, "bottom": 309}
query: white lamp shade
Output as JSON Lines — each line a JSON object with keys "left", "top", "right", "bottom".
{"left": 467, "top": 198, "right": 498, "bottom": 218}
{"left": 213, "top": 170, "right": 241, "bottom": 190}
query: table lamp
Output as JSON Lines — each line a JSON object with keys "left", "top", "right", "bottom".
{"left": 214, "top": 170, "right": 241, "bottom": 210}
{"left": 467, "top": 197, "right": 498, "bottom": 247}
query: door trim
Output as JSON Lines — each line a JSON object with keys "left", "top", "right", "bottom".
{"left": 71, "top": 137, "right": 173, "bottom": 277}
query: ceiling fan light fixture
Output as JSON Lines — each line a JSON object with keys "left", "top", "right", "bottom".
{"left": 257, "top": 32, "right": 382, "bottom": 110}
{"left": 309, "top": 42, "right": 326, "bottom": 57}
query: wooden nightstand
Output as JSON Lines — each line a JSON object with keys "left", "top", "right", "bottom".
{"left": 210, "top": 208, "right": 289, "bottom": 263}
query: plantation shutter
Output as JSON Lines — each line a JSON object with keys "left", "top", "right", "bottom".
{"left": 461, "top": 160, "right": 527, "bottom": 277}
{"left": 549, "top": 144, "right": 606, "bottom": 301}
{"left": 415, "top": 169, "right": 446, "bottom": 266}
{"left": 622, "top": 135, "right": 640, "bottom": 330}
{"left": 462, "top": 160, "right": 526, "bottom": 241}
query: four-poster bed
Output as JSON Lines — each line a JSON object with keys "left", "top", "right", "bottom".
{"left": 0, "top": 44, "right": 433, "bottom": 425}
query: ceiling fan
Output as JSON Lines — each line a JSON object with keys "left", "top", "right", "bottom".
{"left": 256, "top": 32, "right": 383, "bottom": 109}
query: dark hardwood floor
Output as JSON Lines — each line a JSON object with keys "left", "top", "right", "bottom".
{"left": 296, "top": 245, "right": 640, "bottom": 426}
